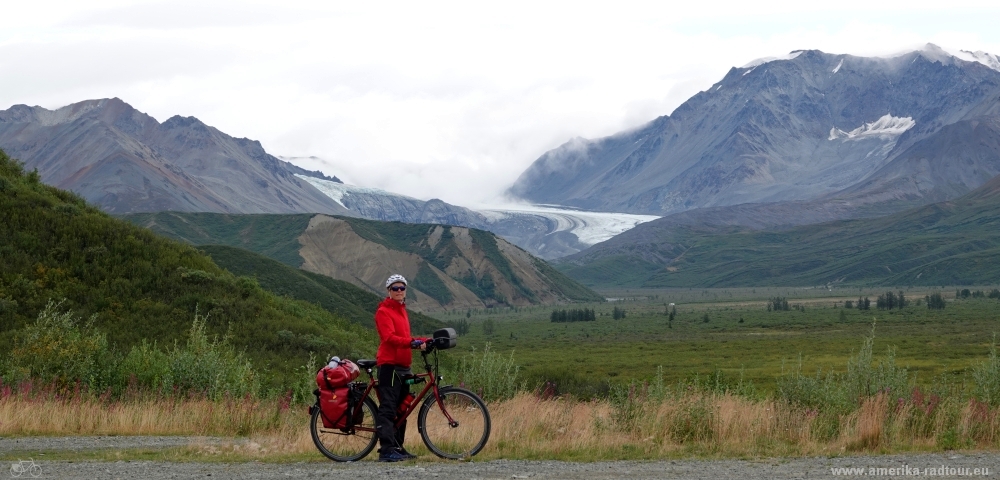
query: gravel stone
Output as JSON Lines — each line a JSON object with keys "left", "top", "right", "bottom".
{"left": 2, "top": 437, "right": 998, "bottom": 479}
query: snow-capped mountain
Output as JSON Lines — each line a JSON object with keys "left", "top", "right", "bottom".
{"left": 508, "top": 44, "right": 1000, "bottom": 220}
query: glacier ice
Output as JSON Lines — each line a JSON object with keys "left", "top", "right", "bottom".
{"left": 828, "top": 114, "right": 915, "bottom": 141}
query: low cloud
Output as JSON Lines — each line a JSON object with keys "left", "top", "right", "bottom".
{"left": 3, "top": 2, "right": 1000, "bottom": 206}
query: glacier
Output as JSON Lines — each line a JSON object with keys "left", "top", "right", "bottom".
{"left": 828, "top": 114, "right": 915, "bottom": 141}
{"left": 477, "top": 204, "right": 659, "bottom": 246}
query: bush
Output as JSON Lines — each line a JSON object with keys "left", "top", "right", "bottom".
{"left": 844, "top": 321, "right": 911, "bottom": 400}
{"left": 777, "top": 320, "right": 910, "bottom": 413}
{"left": 3, "top": 300, "right": 110, "bottom": 389}
{"left": 163, "top": 309, "right": 259, "bottom": 399}
{"left": 777, "top": 363, "right": 850, "bottom": 413}
{"left": 972, "top": 338, "right": 1000, "bottom": 406}
{"left": 2, "top": 302, "right": 261, "bottom": 400}
{"left": 451, "top": 343, "right": 522, "bottom": 402}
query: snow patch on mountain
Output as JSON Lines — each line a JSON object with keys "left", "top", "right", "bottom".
{"left": 828, "top": 114, "right": 915, "bottom": 141}
{"left": 958, "top": 50, "right": 1000, "bottom": 72}
{"left": 887, "top": 44, "right": 1000, "bottom": 73}
{"left": 297, "top": 174, "right": 420, "bottom": 208}
{"left": 741, "top": 51, "right": 803, "bottom": 69}
{"left": 832, "top": 59, "right": 844, "bottom": 73}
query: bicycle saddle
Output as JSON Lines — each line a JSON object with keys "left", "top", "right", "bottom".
{"left": 356, "top": 359, "right": 377, "bottom": 369}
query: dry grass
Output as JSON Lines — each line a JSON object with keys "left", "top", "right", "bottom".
{"left": 3, "top": 391, "right": 999, "bottom": 461}
{"left": 0, "top": 394, "right": 296, "bottom": 438}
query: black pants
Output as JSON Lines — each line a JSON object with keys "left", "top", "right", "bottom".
{"left": 376, "top": 364, "right": 409, "bottom": 451}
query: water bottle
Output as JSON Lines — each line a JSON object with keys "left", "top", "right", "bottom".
{"left": 397, "top": 393, "right": 415, "bottom": 416}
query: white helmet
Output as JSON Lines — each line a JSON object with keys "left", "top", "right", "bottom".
{"left": 385, "top": 274, "right": 408, "bottom": 288}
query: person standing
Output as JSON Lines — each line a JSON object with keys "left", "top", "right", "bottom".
{"left": 374, "top": 274, "right": 427, "bottom": 462}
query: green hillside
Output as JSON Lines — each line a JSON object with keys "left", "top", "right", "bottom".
{"left": 198, "top": 244, "right": 444, "bottom": 334}
{"left": 127, "top": 211, "right": 605, "bottom": 307}
{"left": 559, "top": 175, "right": 1000, "bottom": 288}
{"left": 125, "top": 212, "right": 312, "bottom": 267}
{"left": 0, "top": 149, "right": 376, "bottom": 387}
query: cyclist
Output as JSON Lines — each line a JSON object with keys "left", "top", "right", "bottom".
{"left": 374, "top": 274, "right": 428, "bottom": 462}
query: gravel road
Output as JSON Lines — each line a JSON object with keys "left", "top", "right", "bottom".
{"left": 2, "top": 437, "right": 998, "bottom": 479}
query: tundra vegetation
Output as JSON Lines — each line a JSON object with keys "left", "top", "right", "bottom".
{"left": 6, "top": 149, "right": 1000, "bottom": 460}
{"left": 6, "top": 286, "right": 1000, "bottom": 461}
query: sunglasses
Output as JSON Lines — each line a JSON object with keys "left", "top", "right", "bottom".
{"left": 389, "top": 286, "right": 406, "bottom": 292}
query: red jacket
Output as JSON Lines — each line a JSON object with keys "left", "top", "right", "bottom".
{"left": 375, "top": 297, "right": 422, "bottom": 367}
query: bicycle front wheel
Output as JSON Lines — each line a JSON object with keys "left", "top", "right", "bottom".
{"left": 310, "top": 397, "right": 378, "bottom": 462}
{"left": 418, "top": 386, "right": 491, "bottom": 459}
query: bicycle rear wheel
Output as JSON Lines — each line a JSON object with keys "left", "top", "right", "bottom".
{"left": 418, "top": 386, "right": 491, "bottom": 459}
{"left": 310, "top": 397, "right": 378, "bottom": 462}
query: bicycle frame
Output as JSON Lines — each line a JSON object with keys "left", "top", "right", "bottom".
{"left": 352, "top": 347, "right": 458, "bottom": 433}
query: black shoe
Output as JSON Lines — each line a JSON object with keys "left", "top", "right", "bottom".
{"left": 396, "top": 447, "right": 417, "bottom": 460}
{"left": 378, "top": 449, "right": 407, "bottom": 462}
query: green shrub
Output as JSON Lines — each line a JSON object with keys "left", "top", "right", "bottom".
{"left": 119, "top": 340, "right": 172, "bottom": 392}
{"left": 609, "top": 380, "right": 646, "bottom": 429}
{"left": 3, "top": 300, "right": 110, "bottom": 388}
{"left": 450, "top": 343, "right": 522, "bottom": 402}
{"left": 971, "top": 338, "right": 1000, "bottom": 406}
{"left": 777, "top": 320, "right": 910, "bottom": 413}
{"left": 777, "top": 362, "right": 850, "bottom": 413}
{"left": 845, "top": 321, "right": 911, "bottom": 400}
{"left": 669, "top": 399, "right": 715, "bottom": 443}
{"left": 164, "top": 309, "right": 259, "bottom": 399}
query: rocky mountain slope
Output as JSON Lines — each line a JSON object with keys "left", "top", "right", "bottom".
{"left": 126, "top": 212, "right": 603, "bottom": 312}
{"left": 509, "top": 46, "right": 1000, "bottom": 219}
{"left": 0, "top": 98, "right": 352, "bottom": 215}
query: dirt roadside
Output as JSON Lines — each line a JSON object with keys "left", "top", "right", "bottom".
{"left": 2, "top": 436, "right": 998, "bottom": 479}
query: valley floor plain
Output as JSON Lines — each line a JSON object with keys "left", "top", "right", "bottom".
{"left": 6, "top": 286, "right": 1000, "bottom": 464}
{"left": 438, "top": 286, "right": 1000, "bottom": 396}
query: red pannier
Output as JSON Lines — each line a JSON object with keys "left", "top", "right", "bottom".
{"left": 318, "top": 387, "right": 351, "bottom": 428}
{"left": 316, "top": 359, "right": 360, "bottom": 429}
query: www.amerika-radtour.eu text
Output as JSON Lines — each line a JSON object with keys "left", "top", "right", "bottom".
{"left": 831, "top": 465, "right": 990, "bottom": 476}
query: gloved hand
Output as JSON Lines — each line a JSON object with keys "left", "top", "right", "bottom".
{"left": 410, "top": 339, "right": 424, "bottom": 349}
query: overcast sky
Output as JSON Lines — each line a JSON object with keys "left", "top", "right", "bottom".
{"left": 4, "top": 1, "right": 1000, "bottom": 206}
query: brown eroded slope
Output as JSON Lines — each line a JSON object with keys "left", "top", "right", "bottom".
{"left": 297, "top": 216, "right": 485, "bottom": 312}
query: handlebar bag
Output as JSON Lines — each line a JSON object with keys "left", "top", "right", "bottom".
{"left": 433, "top": 328, "right": 457, "bottom": 349}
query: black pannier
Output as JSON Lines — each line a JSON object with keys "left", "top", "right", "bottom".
{"left": 432, "top": 327, "right": 457, "bottom": 349}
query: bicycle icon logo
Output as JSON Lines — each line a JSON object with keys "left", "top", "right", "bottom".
{"left": 9, "top": 459, "right": 41, "bottom": 478}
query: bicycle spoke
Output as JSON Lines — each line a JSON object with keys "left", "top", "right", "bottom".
{"left": 310, "top": 397, "right": 378, "bottom": 461}
{"left": 419, "top": 387, "right": 490, "bottom": 459}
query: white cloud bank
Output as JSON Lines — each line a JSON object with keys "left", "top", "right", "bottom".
{"left": 3, "top": 1, "right": 1000, "bottom": 206}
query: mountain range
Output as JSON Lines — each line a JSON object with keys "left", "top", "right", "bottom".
{"left": 7, "top": 44, "right": 1000, "bottom": 290}
{"left": 509, "top": 45, "right": 1000, "bottom": 226}
{"left": 0, "top": 100, "right": 649, "bottom": 259}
